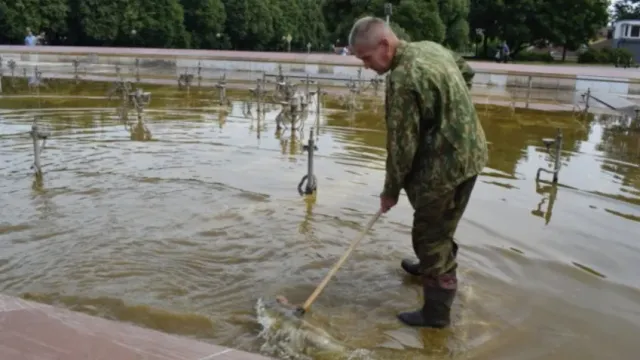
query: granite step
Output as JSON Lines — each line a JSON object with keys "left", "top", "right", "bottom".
{"left": 0, "top": 293, "right": 271, "bottom": 360}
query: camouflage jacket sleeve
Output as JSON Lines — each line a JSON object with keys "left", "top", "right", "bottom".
{"left": 381, "top": 74, "right": 423, "bottom": 201}
{"left": 450, "top": 51, "right": 475, "bottom": 89}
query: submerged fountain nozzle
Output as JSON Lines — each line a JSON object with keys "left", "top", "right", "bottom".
{"left": 536, "top": 128, "right": 563, "bottom": 183}
{"left": 541, "top": 137, "right": 555, "bottom": 150}
{"left": 293, "top": 307, "right": 306, "bottom": 317}
{"left": 297, "top": 128, "right": 318, "bottom": 195}
{"left": 29, "top": 120, "right": 50, "bottom": 176}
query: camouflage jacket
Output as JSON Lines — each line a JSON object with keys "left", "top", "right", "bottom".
{"left": 382, "top": 40, "right": 488, "bottom": 208}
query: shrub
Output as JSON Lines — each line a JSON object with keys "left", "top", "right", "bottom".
{"left": 577, "top": 48, "right": 604, "bottom": 63}
{"left": 513, "top": 51, "right": 555, "bottom": 63}
{"left": 577, "top": 47, "right": 635, "bottom": 66}
{"left": 612, "top": 48, "right": 634, "bottom": 67}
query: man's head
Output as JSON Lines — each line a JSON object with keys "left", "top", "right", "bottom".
{"left": 348, "top": 16, "right": 399, "bottom": 75}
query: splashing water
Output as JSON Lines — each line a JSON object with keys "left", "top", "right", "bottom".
{"left": 254, "top": 297, "right": 374, "bottom": 360}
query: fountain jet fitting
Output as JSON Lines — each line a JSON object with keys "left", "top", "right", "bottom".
{"left": 298, "top": 128, "right": 318, "bottom": 195}
{"left": 29, "top": 119, "right": 50, "bottom": 176}
{"left": 536, "top": 128, "right": 563, "bottom": 183}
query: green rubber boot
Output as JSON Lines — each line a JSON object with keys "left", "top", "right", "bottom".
{"left": 397, "top": 271, "right": 457, "bottom": 328}
{"left": 401, "top": 259, "right": 421, "bottom": 276}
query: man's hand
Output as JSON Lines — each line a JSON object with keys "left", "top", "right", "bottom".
{"left": 380, "top": 195, "right": 398, "bottom": 213}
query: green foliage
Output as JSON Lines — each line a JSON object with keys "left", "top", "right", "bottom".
{"left": 135, "top": 0, "right": 190, "bottom": 48}
{"left": 614, "top": 48, "right": 635, "bottom": 66}
{"left": 74, "top": 0, "right": 126, "bottom": 44}
{"left": 395, "top": 0, "right": 446, "bottom": 44}
{"left": 0, "top": 0, "right": 612, "bottom": 59}
{"left": 0, "top": 0, "right": 68, "bottom": 43}
{"left": 578, "top": 47, "right": 635, "bottom": 65}
{"left": 613, "top": 0, "right": 640, "bottom": 21}
{"left": 181, "top": 0, "right": 226, "bottom": 49}
{"left": 469, "top": 0, "right": 609, "bottom": 59}
{"left": 389, "top": 22, "right": 411, "bottom": 42}
{"left": 439, "top": 0, "right": 470, "bottom": 50}
{"left": 577, "top": 48, "right": 604, "bottom": 63}
{"left": 513, "top": 51, "right": 555, "bottom": 63}
{"left": 539, "top": 0, "right": 609, "bottom": 57}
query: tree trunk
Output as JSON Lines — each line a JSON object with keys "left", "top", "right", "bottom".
{"left": 483, "top": 36, "right": 488, "bottom": 58}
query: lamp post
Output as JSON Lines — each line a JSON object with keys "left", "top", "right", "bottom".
{"left": 284, "top": 34, "right": 292, "bottom": 52}
{"left": 384, "top": 3, "right": 392, "bottom": 24}
{"left": 131, "top": 29, "right": 137, "bottom": 47}
{"left": 475, "top": 28, "right": 484, "bottom": 57}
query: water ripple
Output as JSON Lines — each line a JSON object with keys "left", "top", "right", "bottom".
{"left": 0, "top": 97, "right": 638, "bottom": 359}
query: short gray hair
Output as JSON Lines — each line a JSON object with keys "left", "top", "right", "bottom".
{"left": 348, "top": 16, "right": 389, "bottom": 48}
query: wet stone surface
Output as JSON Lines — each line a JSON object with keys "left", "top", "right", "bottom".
{"left": 0, "top": 294, "right": 271, "bottom": 359}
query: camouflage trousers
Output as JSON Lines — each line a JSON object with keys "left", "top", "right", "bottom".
{"left": 412, "top": 175, "right": 478, "bottom": 277}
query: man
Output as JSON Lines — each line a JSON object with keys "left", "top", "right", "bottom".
{"left": 37, "top": 32, "right": 47, "bottom": 46}
{"left": 501, "top": 41, "right": 511, "bottom": 63}
{"left": 348, "top": 17, "right": 488, "bottom": 328}
{"left": 24, "top": 29, "right": 38, "bottom": 46}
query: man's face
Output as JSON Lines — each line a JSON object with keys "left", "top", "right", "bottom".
{"left": 352, "top": 38, "right": 392, "bottom": 75}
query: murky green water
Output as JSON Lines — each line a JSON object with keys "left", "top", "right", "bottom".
{"left": 1, "top": 83, "right": 639, "bottom": 359}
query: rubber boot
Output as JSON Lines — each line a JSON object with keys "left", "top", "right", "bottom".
{"left": 401, "top": 258, "right": 421, "bottom": 276}
{"left": 397, "top": 271, "right": 457, "bottom": 328}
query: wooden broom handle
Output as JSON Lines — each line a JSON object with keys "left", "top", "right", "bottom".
{"left": 300, "top": 210, "right": 383, "bottom": 313}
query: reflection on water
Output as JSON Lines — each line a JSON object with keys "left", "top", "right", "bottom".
{"left": 0, "top": 89, "right": 639, "bottom": 360}
{"left": 531, "top": 182, "right": 558, "bottom": 225}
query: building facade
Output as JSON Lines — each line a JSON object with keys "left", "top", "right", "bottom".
{"left": 612, "top": 19, "right": 640, "bottom": 63}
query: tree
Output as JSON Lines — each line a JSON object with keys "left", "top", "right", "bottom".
{"left": 394, "top": 0, "right": 446, "bottom": 43}
{"left": 269, "top": 0, "right": 327, "bottom": 51}
{"left": 0, "top": 0, "right": 68, "bottom": 44}
{"left": 270, "top": 0, "right": 304, "bottom": 50}
{"left": 541, "top": 0, "right": 610, "bottom": 61}
{"left": 181, "top": 0, "right": 227, "bottom": 49}
{"left": 69, "top": 0, "right": 131, "bottom": 46}
{"left": 613, "top": 0, "right": 640, "bottom": 21}
{"left": 222, "top": 0, "right": 277, "bottom": 50}
{"left": 438, "top": 0, "right": 471, "bottom": 50}
{"left": 320, "top": 0, "right": 467, "bottom": 49}
{"left": 321, "top": 0, "right": 382, "bottom": 46}
{"left": 297, "top": 0, "right": 328, "bottom": 51}
{"left": 389, "top": 22, "right": 411, "bottom": 41}
{"left": 468, "top": 0, "right": 503, "bottom": 56}
{"left": 68, "top": 0, "right": 189, "bottom": 47}
{"left": 0, "top": 0, "right": 611, "bottom": 57}
{"left": 132, "top": 0, "right": 190, "bottom": 48}
{"left": 497, "top": 0, "right": 548, "bottom": 57}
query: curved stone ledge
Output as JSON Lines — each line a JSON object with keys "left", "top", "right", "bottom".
{"left": 0, "top": 294, "right": 271, "bottom": 360}
{"left": 1, "top": 45, "right": 638, "bottom": 79}
{"left": 1, "top": 46, "right": 638, "bottom": 95}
